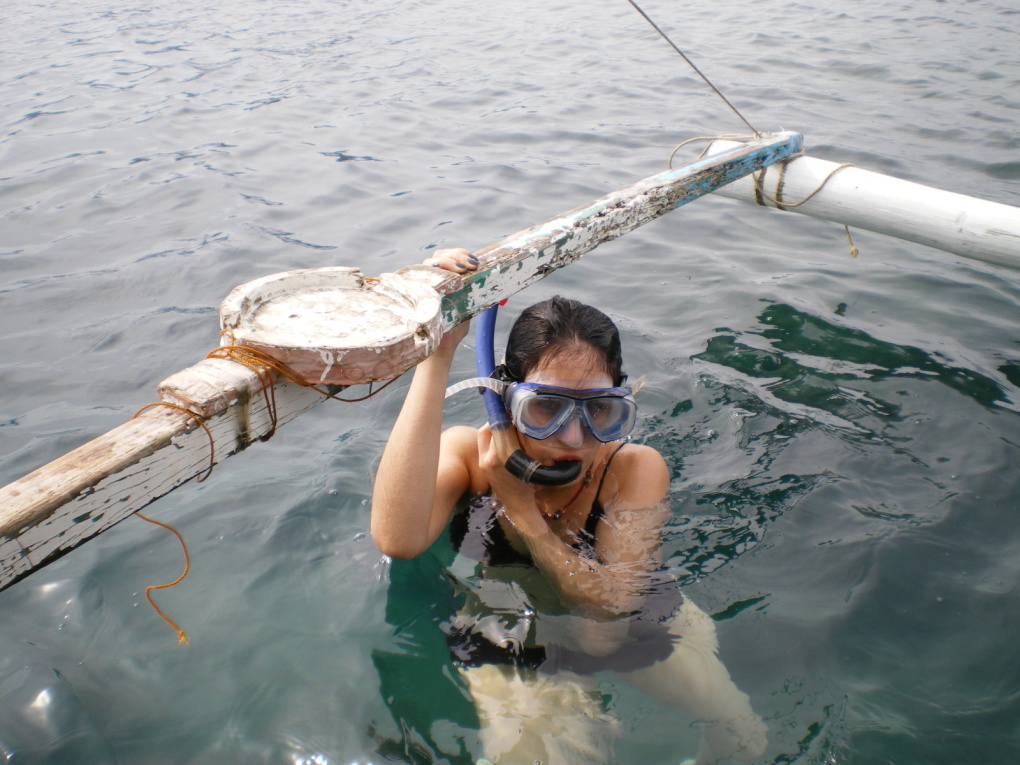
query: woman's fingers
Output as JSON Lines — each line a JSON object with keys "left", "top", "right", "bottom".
{"left": 422, "top": 247, "right": 480, "bottom": 273}
{"left": 425, "top": 249, "right": 477, "bottom": 354}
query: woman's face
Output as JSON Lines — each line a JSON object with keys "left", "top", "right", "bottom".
{"left": 518, "top": 344, "right": 613, "bottom": 464}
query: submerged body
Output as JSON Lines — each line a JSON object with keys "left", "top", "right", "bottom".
{"left": 372, "top": 250, "right": 765, "bottom": 764}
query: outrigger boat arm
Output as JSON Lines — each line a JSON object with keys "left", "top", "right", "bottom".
{"left": 709, "top": 139, "right": 1020, "bottom": 271}
{"left": 0, "top": 132, "right": 802, "bottom": 592}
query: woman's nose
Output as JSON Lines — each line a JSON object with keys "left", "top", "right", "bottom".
{"left": 557, "top": 412, "right": 585, "bottom": 447}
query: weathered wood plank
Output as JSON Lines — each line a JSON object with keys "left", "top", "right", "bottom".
{"left": 0, "top": 379, "right": 327, "bottom": 587}
{"left": 0, "top": 132, "right": 802, "bottom": 591}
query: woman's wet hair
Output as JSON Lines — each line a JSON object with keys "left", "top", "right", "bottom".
{"left": 499, "top": 296, "right": 626, "bottom": 386}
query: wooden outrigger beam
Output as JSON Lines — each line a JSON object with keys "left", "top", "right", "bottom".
{"left": 708, "top": 139, "right": 1020, "bottom": 270}
{"left": 0, "top": 131, "right": 802, "bottom": 592}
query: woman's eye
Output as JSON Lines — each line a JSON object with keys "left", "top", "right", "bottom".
{"left": 529, "top": 398, "right": 564, "bottom": 422}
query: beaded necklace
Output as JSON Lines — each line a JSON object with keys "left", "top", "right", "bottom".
{"left": 539, "top": 464, "right": 594, "bottom": 521}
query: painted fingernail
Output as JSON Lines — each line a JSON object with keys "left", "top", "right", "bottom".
{"left": 455, "top": 261, "right": 467, "bottom": 269}
{"left": 467, "top": 255, "right": 479, "bottom": 265}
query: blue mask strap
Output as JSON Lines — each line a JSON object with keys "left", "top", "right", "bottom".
{"left": 474, "top": 306, "right": 581, "bottom": 487}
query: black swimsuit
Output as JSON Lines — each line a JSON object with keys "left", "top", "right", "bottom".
{"left": 443, "top": 444, "right": 682, "bottom": 674}
{"left": 449, "top": 444, "right": 623, "bottom": 568}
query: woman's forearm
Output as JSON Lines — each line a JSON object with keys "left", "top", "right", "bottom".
{"left": 504, "top": 511, "right": 651, "bottom": 620}
{"left": 371, "top": 346, "right": 456, "bottom": 558}
{"left": 370, "top": 251, "right": 475, "bottom": 560}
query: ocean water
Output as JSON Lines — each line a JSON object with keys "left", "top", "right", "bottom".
{"left": 1, "top": 0, "right": 1019, "bottom": 763}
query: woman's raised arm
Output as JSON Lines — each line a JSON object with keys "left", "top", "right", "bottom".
{"left": 370, "top": 249, "right": 478, "bottom": 559}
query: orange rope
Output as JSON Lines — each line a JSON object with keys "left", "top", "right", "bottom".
{"left": 133, "top": 401, "right": 216, "bottom": 481}
{"left": 129, "top": 404, "right": 212, "bottom": 644}
{"left": 207, "top": 345, "right": 282, "bottom": 439}
{"left": 135, "top": 511, "right": 191, "bottom": 645}
{"left": 205, "top": 343, "right": 401, "bottom": 438}
{"left": 207, "top": 344, "right": 400, "bottom": 401}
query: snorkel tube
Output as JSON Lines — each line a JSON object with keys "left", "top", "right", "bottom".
{"left": 475, "top": 305, "right": 582, "bottom": 487}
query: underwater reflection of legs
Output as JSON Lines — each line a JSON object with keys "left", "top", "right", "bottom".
{"left": 461, "top": 663, "right": 620, "bottom": 765}
{"left": 618, "top": 598, "right": 767, "bottom": 765}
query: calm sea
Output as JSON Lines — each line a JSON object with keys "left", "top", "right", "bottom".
{"left": 1, "top": 0, "right": 1018, "bottom": 763}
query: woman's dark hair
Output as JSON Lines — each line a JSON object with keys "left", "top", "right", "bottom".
{"left": 498, "top": 296, "right": 626, "bottom": 385}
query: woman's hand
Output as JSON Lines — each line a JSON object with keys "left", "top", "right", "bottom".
{"left": 478, "top": 426, "right": 672, "bottom": 620}
{"left": 422, "top": 247, "right": 479, "bottom": 274}
{"left": 476, "top": 424, "right": 546, "bottom": 534}
{"left": 421, "top": 248, "right": 479, "bottom": 355}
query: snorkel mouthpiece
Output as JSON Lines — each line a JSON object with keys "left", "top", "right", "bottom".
{"left": 475, "top": 306, "right": 581, "bottom": 487}
{"left": 500, "top": 430, "right": 582, "bottom": 486}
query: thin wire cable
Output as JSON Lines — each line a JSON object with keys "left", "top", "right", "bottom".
{"left": 625, "top": 0, "right": 760, "bottom": 137}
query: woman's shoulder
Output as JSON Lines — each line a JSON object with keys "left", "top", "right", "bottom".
{"left": 441, "top": 425, "right": 481, "bottom": 465}
{"left": 442, "top": 424, "right": 480, "bottom": 447}
{"left": 612, "top": 441, "right": 669, "bottom": 477}
{"left": 592, "top": 442, "right": 670, "bottom": 567}
{"left": 604, "top": 441, "right": 670, "bottom": 509}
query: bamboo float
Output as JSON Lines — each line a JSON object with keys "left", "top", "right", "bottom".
{"left": 0, "top": 131, "right": 803, "bottom": 592}
{"left": 708, "top": 139, "right": 1020, "bottom": 270}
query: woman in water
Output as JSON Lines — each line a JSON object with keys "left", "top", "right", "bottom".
{"left": 372, "top": 249, "right": 766, "bottom": 765}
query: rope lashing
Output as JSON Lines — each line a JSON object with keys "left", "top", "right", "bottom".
{"left": 754, "top": 159, "right": 860, "bottom": 259}
{"left": 133, "top": 401, "right": 216, "bottom": 481}
{"left": 767, "top": 158, "right": 854, "bottom": 211}
{"left": 628, "top": 1, "right": 860, "bottom": 261}
{"left": 670, "top": 135, "right": 861, "bottom": 259}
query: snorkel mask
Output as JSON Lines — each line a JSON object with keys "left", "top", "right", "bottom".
{"left": 502, "top": 382, "right": 637, "bottom": 443}
{"left": 444, "top": 305, "right": 639, "bottom": 486}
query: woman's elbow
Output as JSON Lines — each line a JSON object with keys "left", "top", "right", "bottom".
{"left": 370, "top": 519, "right": 428, "bottom": 560}
{"left": 373, "top": 535, "right": 424, "bottom": 560}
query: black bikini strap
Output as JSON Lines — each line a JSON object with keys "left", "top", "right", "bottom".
{"left": 582, "top": 442, "right": 628, "bottom": 538}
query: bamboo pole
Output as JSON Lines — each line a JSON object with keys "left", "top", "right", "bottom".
{"left": 0, "top": 131, "right": 802, "bottom": 592}
{"left": 708, "top": 139, "right": 1020, "bottom": 270}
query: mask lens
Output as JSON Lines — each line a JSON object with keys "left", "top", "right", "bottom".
{"left": 519, "top": 394, "right": 572, "bottom": 432}
{"left": 582, "top": 397, "right": 635, "bottom": 441}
